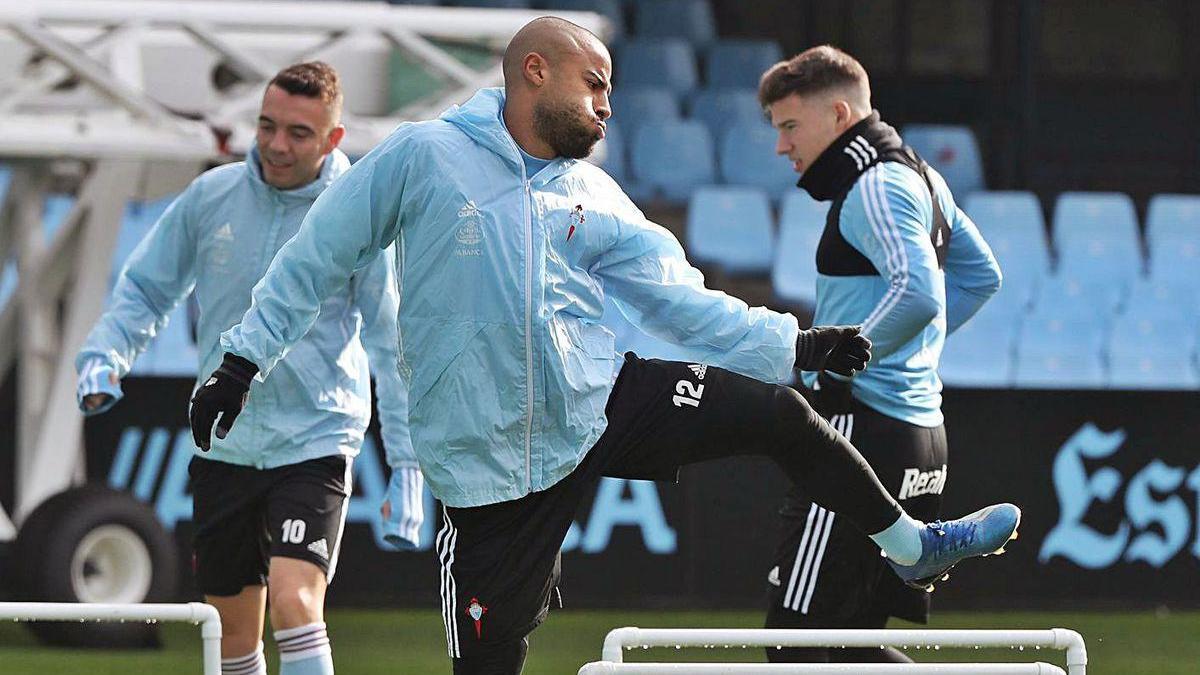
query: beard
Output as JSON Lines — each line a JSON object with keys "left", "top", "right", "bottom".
{"left": 532, "top": 97, "right": 601, "bottom": 160}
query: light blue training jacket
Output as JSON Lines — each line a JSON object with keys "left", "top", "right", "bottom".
{"left": 222, "top": 87, "right": 799, "bottom": 508}
{"left": 802, "top": 161, "right": 1002, "bottom": 427}
{"left": 76, "top": 148, "right": 417, "bottom": 478}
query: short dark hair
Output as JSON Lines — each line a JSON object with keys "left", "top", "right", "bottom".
{"left": 757, "top": 45, "right": 868, "bottom": 108}
{"left": 268, "top": 61, "right": 343, "bottom": 109}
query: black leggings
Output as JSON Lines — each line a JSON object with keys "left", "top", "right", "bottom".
{"left": 445, "top": 355, "right": 904, "bottom": 674}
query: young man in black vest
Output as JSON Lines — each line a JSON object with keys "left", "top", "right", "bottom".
{"left": 758, "top": 46, "right": 1005, "bottom": 663}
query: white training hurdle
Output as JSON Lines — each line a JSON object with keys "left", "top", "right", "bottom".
{"left": 0, "top": 602, "right": 222, "bottom": 675}
{"left": 579, "top": 628, "right": 1088, "bottom": 675}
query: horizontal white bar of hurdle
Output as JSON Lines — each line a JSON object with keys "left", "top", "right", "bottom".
{"left": 583, "top": 627, "right": 1087, "bottom": 675}
{"left": 0, "top": 602, "right": 222, "bottom": 675}
{"left": 579, "top": 664, "right": 1066, "bottom": 674}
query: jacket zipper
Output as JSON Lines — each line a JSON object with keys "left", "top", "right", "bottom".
{"left": 522, "top": 177, "right": 534, "bottom": 493}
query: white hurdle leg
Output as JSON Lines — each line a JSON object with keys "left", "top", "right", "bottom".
{"left": 0, "top": 602, "right": 223, "bottom": 675}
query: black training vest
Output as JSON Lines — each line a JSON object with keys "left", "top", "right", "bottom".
{"left": 815, "top": 146, "right": 951, "bottom": 277}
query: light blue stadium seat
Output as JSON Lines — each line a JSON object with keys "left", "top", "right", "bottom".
{"left": 1108, "top": 353, "right": 1198, "bottom": 390}
{"left": 1052, "top": 192, "right": 1142, "bottom": 301}
{"left": 538, "top": 0, "right": 625, "bottom": 38}
{"left": 1123, "top": 277, "right": 1198, "bottom": 316}
{"left": 687, "top": 88, "right": 763, "bottom": 142}
{"left": 616, "top": 39, "right": 698, "bottom": 96}
{"left": 1030, "top": 274, "right": 1124, "bottom": 321}
{"left": 939, "top": 302, "right": 1020, "bottom": 388}
{"left": 630, "top": 119, "right": 715, "bottom": 202}
{"left": 686, "top": 186, "right": 774, "bottom": 275}
{"left": 631, "top": 0, "right": 716, "bottom": 45}
{"left": 771, "top": 192, "right": 827, "bottom": 305}
{"left": 1014, "top": 315, "right": 1106, "bottom": 389}
{"left": 1107, "top": 309, "right": 1198, "bottom": 389}
{"left": 1053, "top": 191, "right": 1140, "bottom": 252}
{"left": 704, "top": 39, "right": 783, "bottom": 89}
{"left": 1144, "top": 193, "right": 1200, "bottom": 286}
{"left": 596, "top": 120, "right": 627, "bottom": 183}
{"left": 718, "top": 121, "right": 795, "bottom": 197}
{"left": 902, "top": 124, "right": 985, "bottom": 200}
{"left": 1145, "top": 193, "right": 1200, "bottom": 247}
{"left": 962, "top": 191, "right": 1048, "bottom": 313}
{"left": 610, "top": 86, "right": 680, "bottom": 136}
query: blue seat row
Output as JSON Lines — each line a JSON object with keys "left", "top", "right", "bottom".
{"left": 598, "top": 117, "right": 794, "bottom": 203}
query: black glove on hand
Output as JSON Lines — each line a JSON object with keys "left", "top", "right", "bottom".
{"left": 190, "top": 353, "right": 257, "bottom": 451}
{"left": 794, "top": 325, "right": 872, "bottom": 376}
{"left": 813, "top": 370, "right": 854, "bottom": 417}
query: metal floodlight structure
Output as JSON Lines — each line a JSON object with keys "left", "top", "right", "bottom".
{"left": 579, "top": 627, "right": 1089, "bottom": 675}
{"left": 0, "top": 0, "right": 608, "bottom": 533}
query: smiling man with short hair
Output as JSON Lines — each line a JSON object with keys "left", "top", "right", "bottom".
{"left": 77, "top": 61, "right": 423, "bottom": 675}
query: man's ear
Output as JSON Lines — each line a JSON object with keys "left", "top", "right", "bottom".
{"left": 524, "top": 52, "right": 549, "bottom": 87}
{"left": 833, "top": 99, "right": 854, "bottom": 130}
{"left": 325, "top": 124, "right": 346, "bottom": 153}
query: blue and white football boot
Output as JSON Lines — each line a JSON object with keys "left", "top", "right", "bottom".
{"left": 887, "top": 503, "right": 1021, "bottom": 592}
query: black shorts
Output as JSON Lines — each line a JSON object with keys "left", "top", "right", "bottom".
{"left": 438, "top": 353, "right": 876, "bottom": 660}
{"left": 764, "top": 397, "right": 947, "bottom": 627}
{"left": 189, "top": 454, "right": 353, "bottom": 597}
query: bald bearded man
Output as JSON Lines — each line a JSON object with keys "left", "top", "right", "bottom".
{"left": 191, "top": 18, "right": 1021, "bottom": 674}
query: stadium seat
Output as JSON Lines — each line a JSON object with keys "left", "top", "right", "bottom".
{"left": 1107, "top": 310, "right": 1198, "bottom": 389}
{"left": 963, "top": 191, "right": 1050, "bottom": 314}
{"left": 615, "top": 39, "right": 699, "bottom": 96}
{"left": 1053, "top": 192, "right": 1142, "bottom": 290}
{"left": 686, "top": 186, "right": 774, "bottom": 275}
{"left": 610, "top": 86, "right": 680, "bottom": 136}
{"left": 1145, "top": 193, "right": 1200, "bottom": 286}
{"left": 939, "top": 302, "right": 1019, "bottom": 388}
{"left": 687, "top": 88, "right": 764, "bottom": 141}
{"left": 1014, "top": 315, "right": 1106, "bottom": 389}
{"left": 1030, "top": 274, "right": 1124, "bottom": 321}
{"left": 631, "top": 0, "right": 716, "bottom": 45}
{"left": 1123, "top": 277, "right": 1198, "bottom": 317}
{"left": 538, "top": 0, "right": 625, "bottom": 38}
{"left": 595, "top": 120, "right": 627, "bottom": 183}
{"left": 902, "top": 124, "right": 985, "bottom": 199}
{"left": 1145, "top": 193, "right": 1200, "bottom": 247}
{"left": 718, "top": 121, "right": 796, "bottom": 197}
{"left": 703, "top": 39, "right": 783, "bottom": 89}
{"left": 771, "top": 192, "right": 827, "bottom": 305}
{"left": 629, "top": 119, "right": 715, "bottom": 202}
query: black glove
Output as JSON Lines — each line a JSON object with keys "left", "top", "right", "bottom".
{"left": 794, "top": 325, "right": 872, "bottom": 376}
{"left": 189, "top": 353, "right": 257, "bottom": 451}
{"left": 813, "top": 370, "right": 854, "bottom": 417}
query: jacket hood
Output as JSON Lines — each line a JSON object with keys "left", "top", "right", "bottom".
{"left": 246, "top": 145, "right": 350, "bottom": 199}
{"left": 441, "top": 87, "right": 578, "bottom": 181}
